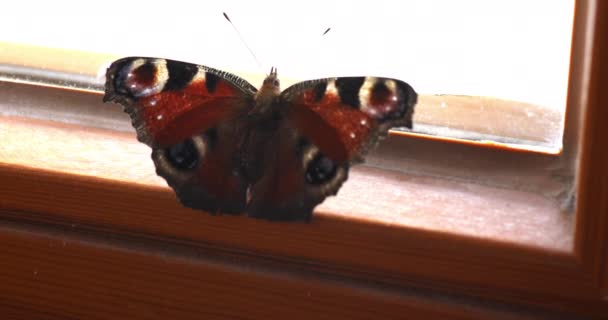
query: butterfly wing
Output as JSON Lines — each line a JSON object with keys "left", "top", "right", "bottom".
{"left": 104, "top": 57, "right": 256, "bottom": 214}
{"left": 245, "top": 121, "right": 349, "bottom": 221}
{"left": 246, "top": 76, "right": 417, "bottom": 221}
{"left": 283, "top": 77, "right": 417, "bottom": 163}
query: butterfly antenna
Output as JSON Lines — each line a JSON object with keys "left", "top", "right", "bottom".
{"left": 223, "top": 12, "right": 263, "bottom": 69}
{"left": 322, "top": 27, "right": 331, "bottom": 36}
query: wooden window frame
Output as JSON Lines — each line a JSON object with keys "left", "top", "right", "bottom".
{"left": 0, "top": 0, "right": 606, "bottom": 317}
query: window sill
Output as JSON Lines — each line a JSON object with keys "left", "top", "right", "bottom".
{"left": 1, "top": 114, "right": 572, "bottom": 251}
{"left": 0, "top": 111, "right": 590, "bottom": 315}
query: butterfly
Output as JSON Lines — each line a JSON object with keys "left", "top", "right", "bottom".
{"left": 103, "top": 57, "right": 417, "bottom": 221}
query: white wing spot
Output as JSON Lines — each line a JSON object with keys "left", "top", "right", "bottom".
{"left": 358, "top": 77, "right": 376, "bottom": 111}
{"left": 192, "top": 69, "right": 206, "bottom": 82}
{"left": 385, "top": 79, "right": 398, "bottom": 98}
{"left": 350, "top": 132, "right": 356, "bottom": 139}
{"left": 326, "top": 80, "right": 338, "bottom": 96}
{"left": 156, "top": 114, "right": 163, "bottom": 120}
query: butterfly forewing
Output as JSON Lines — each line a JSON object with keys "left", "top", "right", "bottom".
{"left": 282, "top": 76, "right": 417, "bottom": 164}
{"left": 104, "top": 57, "right": 257, "bottom": 146}
{"left": 104, "top": 57, "right": 256, "bottom": 214}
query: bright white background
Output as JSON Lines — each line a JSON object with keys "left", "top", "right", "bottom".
{"left": 1, "top": 0, "right": 574, "bottom": 110}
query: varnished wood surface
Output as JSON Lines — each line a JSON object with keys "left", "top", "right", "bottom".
{"left": 0, "top": 220, "right": 571, "bottom": 320}
{"left": 574, "top": 0, "right": 608, "bottom": 296}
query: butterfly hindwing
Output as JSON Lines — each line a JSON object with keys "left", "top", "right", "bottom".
{"left": 246, "top": 121, "right": 349, "bottom": 221}
{"left": 151, "top": 122, "right": 249, "bottom": 214}
{"left": 104, "top": 57, "right": 256, "bottom": 214}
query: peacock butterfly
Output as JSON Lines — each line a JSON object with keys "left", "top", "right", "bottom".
{"left": 103, "top": 57, "right": 417, "bottom": 221}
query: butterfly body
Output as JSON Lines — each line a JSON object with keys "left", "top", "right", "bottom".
{"left": 104, "top": 57, "right": 417, "bottom": 221}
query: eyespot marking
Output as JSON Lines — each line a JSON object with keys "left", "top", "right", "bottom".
{"left": 118, "top": 59, "right": 169, "bottom": 98}
{"left": 305, "top": 152, "right": 338, "bottom": 185}
{"left": 359, "top": 78, "right": 410, "bottom": 121}
{"left": 165, "top": 138, "right": 200, "bottom": 170}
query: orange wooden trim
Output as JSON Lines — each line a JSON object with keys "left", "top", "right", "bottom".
{"left": 0, "top": 222, "right": 569, "bottom": 320}
{"left": 573, "top": 0, "right": 608, "bottom": 296}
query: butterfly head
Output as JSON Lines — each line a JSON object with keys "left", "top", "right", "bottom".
{"left": 261, "top": 67, "right": 280, "bottom": 94}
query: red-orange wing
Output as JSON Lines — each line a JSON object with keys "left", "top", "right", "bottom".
{"left": 104, "top": 57, "right": 257, "bottom": 214}
{"left": 104, "top": 57, "right": 256, "bottom": 147}
{"left": 245, "top": 77, "right": 417, "bottom": 221}
{"left": 283, "top": 77, "right": 417, "bottom": 164}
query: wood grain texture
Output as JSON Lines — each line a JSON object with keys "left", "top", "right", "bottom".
{"left": 0, "top": 222, "right": 567, "bottom": 320}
